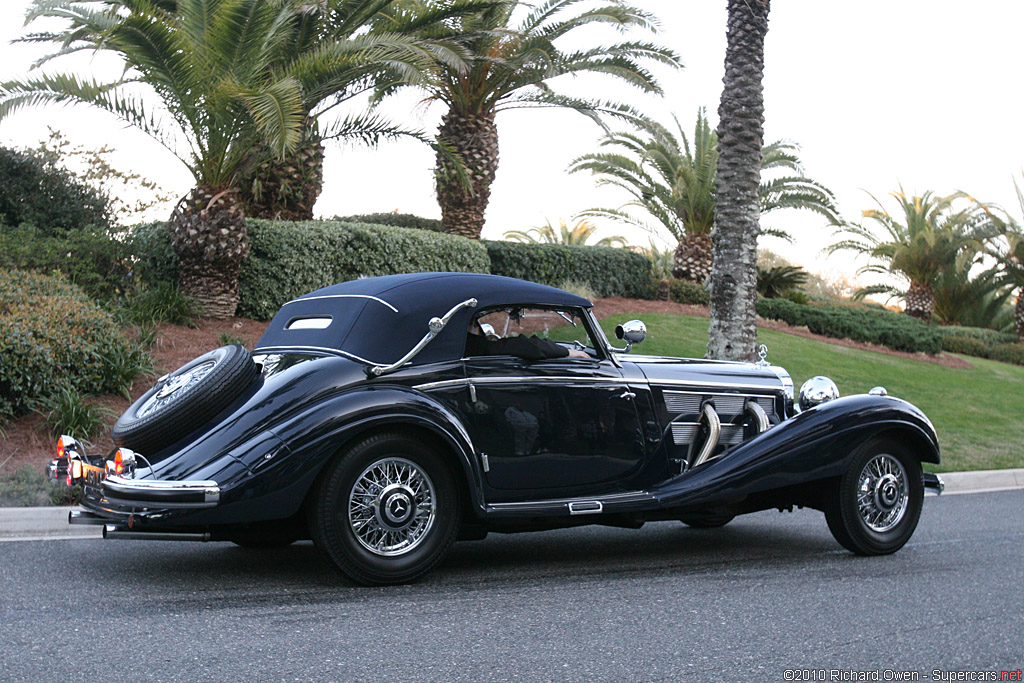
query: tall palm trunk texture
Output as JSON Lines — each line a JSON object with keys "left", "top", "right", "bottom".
{"left": 237, "top": 132, "right": 325, "bottom": 221}
{"left": 170, "top": 187, "right": 249, "bottom": 319}
{"left": 436, "top": 111, "right": 499, "bottom": 239}
{"left": 707, "top": 0, "right": 770, "bottom": 362}
{"left": 673, "top": 233, "right": 714, "bottom": 284}
{"left": 904, "top": 281, "right": 935, "bottom": 321}
{"left": 1016, "top": 291, "right": 1024, "bottom": 341}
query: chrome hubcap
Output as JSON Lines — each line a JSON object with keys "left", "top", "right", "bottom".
{"left": 138, "top": 360, "right": 217, "bottom": 418}
{"left": 857, "top": 454, "right": 909, "bottom": 532}
{"left": 348, "top": 457, "right": 435, "bottom": 557}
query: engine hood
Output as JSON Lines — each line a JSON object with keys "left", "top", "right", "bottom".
{"left": 623, "top": 354, "right": 790, "bottom": 394}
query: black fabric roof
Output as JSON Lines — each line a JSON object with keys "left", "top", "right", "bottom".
{"left": 254, "top": 272, "right": 591, "bottom": 365}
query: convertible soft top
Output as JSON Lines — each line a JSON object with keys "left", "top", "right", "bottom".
{"left": 254, "top": 272, "right": 591, "bottom": 365}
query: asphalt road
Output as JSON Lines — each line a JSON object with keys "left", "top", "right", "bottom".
{"left": 1, "top": 491, "right": 1021, "bottom": 683}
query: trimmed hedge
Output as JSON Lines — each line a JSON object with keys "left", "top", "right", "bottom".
{"left": 937, "top": 325, "right": 1016, "bottom": 347}
{"left": 670, "top": 279, "right": 709, "bottom": 305}
{"left": 332, "top": 212, "right": 443, "bottom": 232}
{"left": 238, "top": 220, "right": 490, "bottom": 319}
{"left": 989, "top": 343, "right": 1024, "bottom": 366}
{"left": 484, "top": 240, "right": 651, "bottom": 299}
{"left": 0, "top": 270, "right": 135, "bottom": 420}
{"left": 755, "top": 298, "right": 943, "bottom": 354}
{"left": 941, "top": 336, "right": 991, "bottom": 358}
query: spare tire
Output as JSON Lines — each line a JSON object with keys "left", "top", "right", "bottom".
{"left": 111, "top": 344, "right": 260, "bottom": 455}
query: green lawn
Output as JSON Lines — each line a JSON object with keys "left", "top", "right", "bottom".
{"left": 598, "top": 313, "right": 1024, "bottom": 473}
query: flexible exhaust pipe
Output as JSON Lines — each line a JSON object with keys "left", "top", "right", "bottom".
{"left": 691, "top": 403, "right": 721, "bottom": 468}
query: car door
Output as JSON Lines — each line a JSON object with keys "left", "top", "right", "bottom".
{"left": 460, "top": 307, "right": 647, "bottom": 499}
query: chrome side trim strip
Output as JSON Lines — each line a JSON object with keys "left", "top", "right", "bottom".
{"left": 253, "top": 346, "right": 380, "bottom": 365}
{"left": 415, "top": 376, "right": 645, "bottom": 391}
{"left": 487, "top": 490, "right": 653, "bottom": 514}
{"left": 652, "top": 378, "right": 784, "bottom": 392}
{"left": 283, "top": 293, "right": 398, "bottom": 313}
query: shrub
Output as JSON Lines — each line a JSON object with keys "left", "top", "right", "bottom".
{"left": 238, "top": 220, "right": 491, "bottom": 319}
{"left": 941, "top": 335, "right": 991, "bottom": 358}
{"left": 127, "top": 222, "right": 179, "bottom": 287}
{"left": 936, "top": 325, "right": 1016, "bottom": 347}
{"left": 484, "top": 241, "right": 651, "bottom": 298}
{"left": 755, "top": 298, "right": 943, "bottom": 354}
{"left": 332, "top": 212, "right": 443, "bottom": 232}
{"left": 557, "top": 279, "right": 596, "bottom": 301}
{"left": 782, "top": 289, "right": 810, "bottom": 305}
{"left": 0, "top": 270, "right": 139, "bottom": 418}
{"left": 0, "top": 224, "right": 136, "bottom": 301}
{"left": 0, "top": 145, "right": 111, "bottom": 234}
{"left": 669, "top": 279, "right": 709, "bottom": 305}
{"left": 121, "top": 282, "right": 198, "bottom": 327}
{"left": 34, "top": 386, "right": 116, "bottom": 441}
{"left": 989, "top": 343, "right": 1024, "bottom": 366}
{"left": 0, "top": 465, "right": 79, "bottom": 507}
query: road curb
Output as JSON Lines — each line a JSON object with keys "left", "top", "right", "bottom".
{"left": 1, "top": 469, "right": 1022, "bottom": 541}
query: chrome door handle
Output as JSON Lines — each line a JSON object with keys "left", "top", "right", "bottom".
{"left": 617, "top": 391, "right": 636, "bottom": 400}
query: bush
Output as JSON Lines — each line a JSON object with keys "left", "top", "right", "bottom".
{"left": 0, "top": 270, "right": 140, "bottom": 419}
{"left": 936, "top": 325, "right": 1016, "bottom": 347}
{"left": 989, "top": 343, "right": 1024, "bottom": 366}
{"left": 34, "top": 386, "right": 116, "bottom": 441}
{"left": 0, "top": 465, "right": 79, "bottom": 507}
{"left": 0, "top": 224, "right": 137, "bottom": 301}
{"left": 332, "top": 212, "right": 443, "bottom": 232}
{"left": 484, "top": 241, "right": 651, "bottom": 298}
{"left": 0, "top": 145, "right": 111, "bottom": 234}
{"left": 669, "top": 279, "right": 709, "bottom": 305}
{"left": 755, "top": 298, "right": 943, "bottom": 354}
{"left": 238, "top": 220, "right": 491, "bottom": 319}
{"left": 121, "top": 282, "right": 198, "bottom": 327}
{"left": 941, "top": 335, "right": 991, "bottom": 358}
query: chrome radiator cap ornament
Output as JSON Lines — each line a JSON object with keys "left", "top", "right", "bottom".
{"left": 868, "top": 386, "right": 888, "bottom": 396}
{"left": 798, "top": 376, "right": 840, "bottom": 411}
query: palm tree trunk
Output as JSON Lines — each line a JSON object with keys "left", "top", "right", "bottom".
{"left": 170, "top": 186, "right": 249, "bottom": 319}
{"left": 1015, "top": 289, "right": 1024, "bottom": 342}
{"left": 236, "top": 129, "right": 325, "bottom": 221}
{"left": 673, "top": 233, "right": 714, "bottom": 284}
{"left": 905, "top": 281, "right": 935, "bottom": 321}
{"left": 707, "top": 0, "right": 770, "bottom": 361}
{"left": 435, "top": 110, "right": 499, "bottom": 239}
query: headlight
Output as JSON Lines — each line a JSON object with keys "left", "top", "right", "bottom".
{"left": 798, "top": 376, "right": 839, "bottom": 411}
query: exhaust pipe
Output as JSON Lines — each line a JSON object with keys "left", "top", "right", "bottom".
{"left": 691, "top": 403, "right": 722, "bottom": 468}
{"left": 103, "top": 524, "right": 211, "bottom": 542}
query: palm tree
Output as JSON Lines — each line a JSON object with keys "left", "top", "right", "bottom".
{"left": 756, "top": 265, "right": 808, "bottom": 299}
{"left": 393, "top": 0, "right": 680, "bottom": 239}
{"left": 19, "top": 0, "right": 461, "bottom": 223}
{"left": 932, "top": 263, "right": 1013, "bottom": 329}
{"left": 829, "top": 189, "right": 982, "bottom": 321}
{"left": 980, "top": 176, "right": 1024, "bottom": 340}
{"left": 569, "top": 108, "right": 839, "bottom": 284}
{"left": 706, "top": 0, "right": 770, "bottom": 361}
{"left": 503, "top": 218, "right": 626, "bottom": 247}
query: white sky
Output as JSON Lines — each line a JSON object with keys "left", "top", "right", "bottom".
{"left": 2, "top": 1, "right": 1023, "bottom": 284}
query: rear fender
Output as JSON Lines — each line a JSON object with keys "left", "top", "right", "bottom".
{"left": 650, "top": 394, "right": 939, "bottom": 510}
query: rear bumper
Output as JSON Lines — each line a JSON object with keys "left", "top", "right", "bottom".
{"left": 101, "top": 475, "right": 221, "bottom": 508}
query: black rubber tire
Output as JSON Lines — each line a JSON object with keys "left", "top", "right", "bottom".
{"left": 825, "top": 438, "right": 924, "bottom": 555}
{"left": 680, "top": 513, "right": 735, "bottom": 528}
{"left": 308, "top": 432, "right": 461, "bottom": 586}
{"left": 111, "top": 344, "right": 259, "bottom": 454}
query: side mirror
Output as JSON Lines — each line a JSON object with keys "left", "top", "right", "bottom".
{"left": 614, "top": 319, "right": 646, "bottom": 353}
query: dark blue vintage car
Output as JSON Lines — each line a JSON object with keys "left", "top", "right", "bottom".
{"left": 50, "top": 272, "right": 944, "bottom": 584}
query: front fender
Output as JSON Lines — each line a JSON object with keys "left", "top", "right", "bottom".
{"left": 650, "top": 394, "right": 939, "bottom": 509}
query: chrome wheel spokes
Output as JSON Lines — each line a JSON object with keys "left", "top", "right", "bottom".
{"left": 348, "top": 457, "right": 436, "bottom": 557}
{"left": 856, "top": 453, "right": 909, "bottom": 532}
{"left": 137, "top": 360, "right": 218, "bottom": 419}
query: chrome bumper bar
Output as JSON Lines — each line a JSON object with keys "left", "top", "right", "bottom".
{"left": 102, "top": 475, "right": 221, "bottom": 508}
{"left": 922, "top": 472, "right": 945, "bottom": 495}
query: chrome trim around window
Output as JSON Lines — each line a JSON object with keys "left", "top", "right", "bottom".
{"left": 282, "top": 293, "right": 398, "bottom": 313}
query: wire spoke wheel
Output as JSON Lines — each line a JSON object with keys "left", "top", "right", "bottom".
{"left": 309, "top": 432, "right": 460, "bottom": 585}
{"left": 348, "top": 457, "right": 436, "bottom": 557}
{"left": 825, "top": 438, "right": 923, "bottom": 556}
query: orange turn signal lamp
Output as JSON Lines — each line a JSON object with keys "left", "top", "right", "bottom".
{"left": 106, "top": 448, "right": 137, "bottom": 478}
{"left": 56, "top": 435, "right": 85, "bottom": 487}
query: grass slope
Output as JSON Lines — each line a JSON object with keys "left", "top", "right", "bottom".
{"left": 598, "top": 313, "right": 1024, "bottom": 473}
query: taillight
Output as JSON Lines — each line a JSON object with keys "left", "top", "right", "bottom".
{"left": 56, "top": 439, "right": 66, "bottom": 460}
{"left": 114, "top": 450, "right": 123, "bottom": 475}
